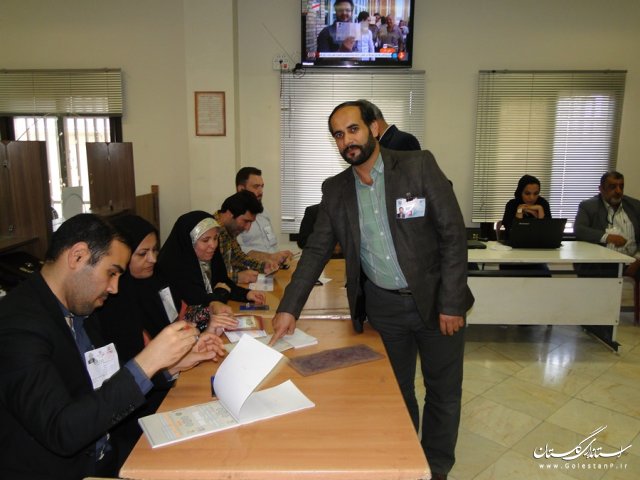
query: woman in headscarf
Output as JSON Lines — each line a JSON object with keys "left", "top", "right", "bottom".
{"left": 90, "top": 214, "right": 226, "bottom": 469}
{"left": 499, "top": 175, "right": 552, "bottom": 273}
{"left": 501, "top": 174, "right": 552, "bottom": 240}
{"left": 156, "top": 211, "right": 266, "bottom": 324}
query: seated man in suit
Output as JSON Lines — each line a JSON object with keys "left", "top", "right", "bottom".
{"left": 575, "top": 170, "right": 640, "bottom": 277}
{"left": 0, "top": 214, "right": 205, "bottom": 480}
{"left": 235, "top": 166, "right": 293, "bottom": 265}
{"left": 297, "top": 203, "right": 320, "bottom": 250}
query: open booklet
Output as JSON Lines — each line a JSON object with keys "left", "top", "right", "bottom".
{"left": 224, "top": 315, "right": 267, "bottom": 343}
{"left": 138, "top": 335, "right": 315, "bottom": 448}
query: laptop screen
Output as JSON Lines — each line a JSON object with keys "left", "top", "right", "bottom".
{"left": 506, "top": 218, "right": 567, "bottom": 249}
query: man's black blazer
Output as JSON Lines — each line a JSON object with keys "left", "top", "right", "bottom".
{"left": 0, "top": 273, "right": 147, "bottom": 480}
{"left": 379, "top": 124, "right": 421, "bottom": 151}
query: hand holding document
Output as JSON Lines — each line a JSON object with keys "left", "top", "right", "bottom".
{"left": 138, "top": 335, "right": 314, "bottom": 448}
{"left": 224, "top": 315, "right": 267, "bottom": 343}
{"left": 249, "top": 273, "right": 274, "bottom": 291}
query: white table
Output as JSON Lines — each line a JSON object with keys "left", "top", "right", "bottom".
{"left": 467, "top": 241, "right": 634, "bottom": 349}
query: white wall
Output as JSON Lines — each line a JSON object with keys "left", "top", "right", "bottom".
{"left": 2, "top": 0, "right": 639, "bottom": 242}
{"left": 418, "top": 0, "right": 640, "bottom": 211}
{"left": 1, "top": 0, "right": 192, "bottom": 237}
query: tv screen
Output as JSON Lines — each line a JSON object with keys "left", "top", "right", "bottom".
{"left": 301, "top": 0, "right": 415, "bottom": 68}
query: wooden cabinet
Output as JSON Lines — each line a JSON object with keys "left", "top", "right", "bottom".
{"left": 0, "top": 141, "right": 52, "bottom": 259}
{"left": 86, "top": 142, "right": 136, "bottom": 216}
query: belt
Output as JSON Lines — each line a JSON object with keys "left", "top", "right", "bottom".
{"left": 382, "top": 287, "right": 412, "bottom": 296}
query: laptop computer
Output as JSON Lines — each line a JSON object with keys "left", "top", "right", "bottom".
{"left": 504, "top": 218, "right": 567, "bottom": 249}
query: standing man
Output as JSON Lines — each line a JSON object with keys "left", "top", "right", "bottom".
{"left": 317, "top": 0, "right": 357, "bottom": 53}
{"left": 377, "top": 15, "right": 404, "bottom": 52}
{"left": 236, "top": 166, "right": 293, "bottom": 265}
{"left": 361, "top": 99, "right": 422, "bottom": 151}
{"left": 214, "top": 191, "right": 280, "bottom": 284}
{"left": 0, "top": 214, "right": 201, "bottom": 479}
{"left": 575, "top": 171, "right": 640, "bottom": 277}
{"left": 270, "top": 100, "right": 473, "bottom": 480}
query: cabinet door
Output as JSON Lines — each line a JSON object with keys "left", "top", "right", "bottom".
{"left": 108, "top": 143, "right": 136, "bottom": 213}
{"left": 86, "top": 142, "right": 135, "bottom": 216}
{"left": 4, "top": 141, "right": 52, "bottom": 258}
{"left": 86, "top": 142, "right": 111, "bottom": 215}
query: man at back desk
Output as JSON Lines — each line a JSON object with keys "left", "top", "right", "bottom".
{"left": 236, "top": 166, "right": 293, "bottom": 265}
{"left": 270, "top": 100, "right": 473, "bottom": 480}
{"left": 364, "top": 99, "right": 421, "bottom": 151}
{"left": 575, "top": 170, "right": 640, "bottom": 277}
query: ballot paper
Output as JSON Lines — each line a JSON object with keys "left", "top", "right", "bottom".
{"left": 138, "top": 335, "right": 314, "bottom": 448}
{"left": 225, "top": 328, "right": 319, "bottom": 354}
{"left": 249, "top": 273, "right": 274, "bottom": 291}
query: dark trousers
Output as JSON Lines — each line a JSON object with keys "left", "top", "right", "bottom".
{"left": 364, "top": 280, "right": 465, "bottom": 474}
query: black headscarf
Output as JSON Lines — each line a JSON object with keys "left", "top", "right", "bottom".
{"left": 513, "top": 174, "right": 541, "bottom": 201}
{"left": 156, "top": 211, "right": 250, "bottom": 307}
{"left": 111, "top": 214, "right": 158, "bottom": 252}
{"left": 96, "top": 214, "right": 168, "bottom": 341}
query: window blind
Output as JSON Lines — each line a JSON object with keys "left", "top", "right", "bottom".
{"left": 280, "top": 69, "right": 425, "bottom": 233}
{"left": 472, "top": 70, "right": 626, "bottom": 226}
{"left": 0, "top": 69, "right": 123, "bottom": 115}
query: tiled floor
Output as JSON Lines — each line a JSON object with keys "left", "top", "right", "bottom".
{"left": 417, "top": 280, "right": 640, "bottom": 479}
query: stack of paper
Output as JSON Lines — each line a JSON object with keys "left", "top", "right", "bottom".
{"left": 139, "top": 335, "right": 315, "bottom": 448}
{"left": 278, "top": 329, "right": 318, "bottom": 349}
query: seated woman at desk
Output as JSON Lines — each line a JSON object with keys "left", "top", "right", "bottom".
{"left": 501, "top": 174, "right": 552, "bottom": 240}
{"left": 92, "top": 214, "right": 226, "bottom": 469}
{"left": 157, "top": 211, "right": 266, "bottom": 329}
{"left": 500, "top": 174, "right": 552, "bottom": 273}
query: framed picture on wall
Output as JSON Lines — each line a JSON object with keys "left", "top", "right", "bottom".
{"left": 195, "top": 91, "right": 226, "bottom": 136}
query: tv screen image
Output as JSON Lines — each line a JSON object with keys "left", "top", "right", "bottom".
{"left": 301, "top": 0, "right": 415, "bottom": 68}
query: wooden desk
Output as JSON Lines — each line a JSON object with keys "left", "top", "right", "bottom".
{"left": 258, "top": 258, "right": 349, "bottom": 319}
{"left": 467, "top": 241, "right": 634, "bottom": 349}
{"left": 120, "top": 318, "right": 430, "bottom": 480}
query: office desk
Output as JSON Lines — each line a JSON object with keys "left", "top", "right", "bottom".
{"left": 120, "top": 318, "right": 430, "bottom": 480}
{"left": 259, "top": 258, "right": 350, "bottom": 319}
{"left": 467, "top": 241, "right": 634, "bottom": 349}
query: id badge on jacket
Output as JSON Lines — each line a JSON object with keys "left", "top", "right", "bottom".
{"left": 395, "top": 197, "right": 426, "bottom": 219}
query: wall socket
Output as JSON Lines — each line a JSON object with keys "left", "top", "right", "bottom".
{"left": 272, "top": 54, "right": 290, "bottom": 71}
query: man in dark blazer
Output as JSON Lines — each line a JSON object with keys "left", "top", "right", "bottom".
{"left": 575, "top": 170, "right": 640, "bottom": 277}
{"left": 0, "top": 214, "right": 200, "bottom": 480}
{"left": 271, "top": 100, "right": 473, "bottom": 479}
{"left": 360, "top": 99, "right": 422, "bottom": 151}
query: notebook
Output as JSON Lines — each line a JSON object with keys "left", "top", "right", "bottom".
{"left": 504, "top": 218, "right": 567, "bottom": 249}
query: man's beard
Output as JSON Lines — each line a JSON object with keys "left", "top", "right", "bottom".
{"left": 340, "top": 131, "right": 376, "bottom": 166}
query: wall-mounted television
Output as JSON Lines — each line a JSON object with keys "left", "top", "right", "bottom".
{"left": 301, "top": 0, "right": 415, "bottom": 68}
